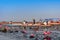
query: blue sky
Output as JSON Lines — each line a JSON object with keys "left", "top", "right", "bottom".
{"left": 0, "top": 0, "right": 60, "bottom": 21}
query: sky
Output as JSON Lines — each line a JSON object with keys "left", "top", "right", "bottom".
{"left": 0, "top": 0, "right": 60, "bottom": 21}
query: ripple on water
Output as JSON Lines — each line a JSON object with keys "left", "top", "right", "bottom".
{"left": 0, "top": 31, "right": 60, "bottom": 40}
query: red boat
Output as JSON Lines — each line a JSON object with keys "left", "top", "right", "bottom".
{"left": 43, "top": 36, "right": 51, "bottom": 40}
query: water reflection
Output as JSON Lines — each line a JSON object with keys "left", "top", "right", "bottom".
{"left": 0, "top": 31, "right": 60, "bottom": 40}
{"left": 0, "top": 25, "right": 60, "bottom": 40}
